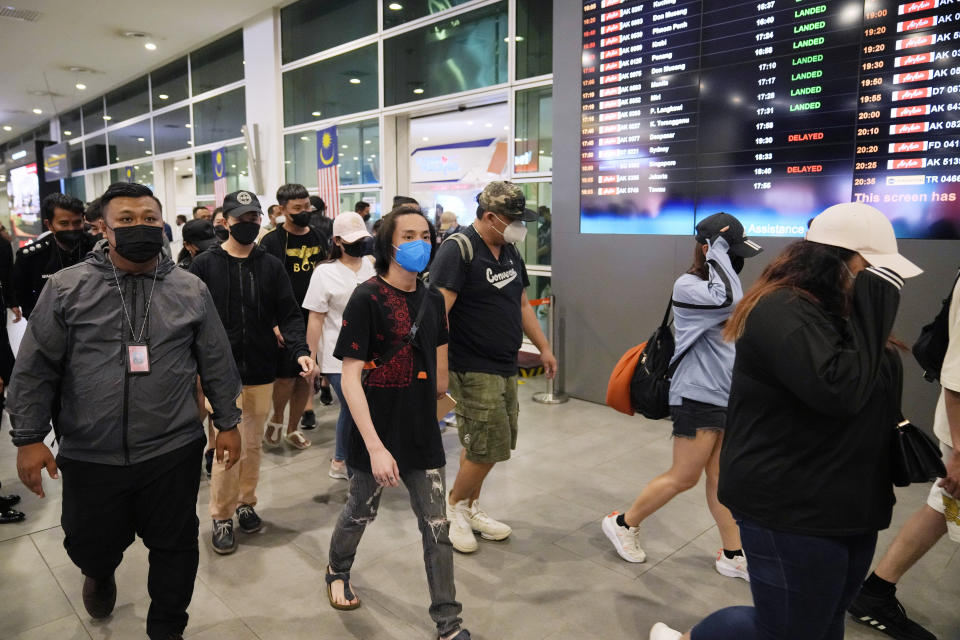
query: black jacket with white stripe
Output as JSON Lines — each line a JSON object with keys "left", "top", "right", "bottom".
{"left": 719, "top": 266, "right": 903, "bottom": 536}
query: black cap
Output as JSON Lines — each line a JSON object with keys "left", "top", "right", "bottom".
{"left": 182, "top": 219, "right": 219, "bottom": 252}
{"left": 223, "top": 190, "right": 262, "bottom": 218}
{"left": 695, "top": 212, "right": 763, "bottom": 258}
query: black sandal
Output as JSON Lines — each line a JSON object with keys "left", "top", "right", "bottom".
{"left": 0, "top": 507, "right": 25, "bottom": 524}
{"left": 325, "top": 567, "right": 360, "bottom": 611}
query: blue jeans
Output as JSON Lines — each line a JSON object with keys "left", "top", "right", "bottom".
{"left": 325, "top": 374, "right": 352, "bottom": 463}
{"left": 691, "top": 517, "right": 877, "bottom": 640}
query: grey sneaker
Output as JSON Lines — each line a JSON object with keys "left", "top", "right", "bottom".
{"left": 212, "top": 518, "right": 237, "bottom": 554}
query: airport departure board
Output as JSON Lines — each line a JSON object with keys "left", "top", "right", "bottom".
{"left": 580, "top": 0, "right": 960, "bottom": 238}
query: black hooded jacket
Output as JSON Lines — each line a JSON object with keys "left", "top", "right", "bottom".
{"left": 189, "top": 244, "right": 309, "bottom": 385}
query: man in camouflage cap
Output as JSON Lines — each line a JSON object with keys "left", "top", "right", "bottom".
{"left": 429, "top": 181, "right": 558, "bottom": 554}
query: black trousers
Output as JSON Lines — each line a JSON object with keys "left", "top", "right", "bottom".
{"left": 59, "top": 439, "right": 203, "bottom": 640}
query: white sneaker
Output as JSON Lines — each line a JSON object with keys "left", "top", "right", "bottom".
{"left": 715, "top": 549, "right": 749, "bottom": 581}
{"left": 649, "top": 622, "right": 682, "bottom": 640}
{"left": 446, "top": 499, "right": 478, "bottom": 553}
{"left": 601, "top": 512, "right": 646, "bottom": 563}
{"left": 465, "top": 501, "right": 512, "bottom": 541}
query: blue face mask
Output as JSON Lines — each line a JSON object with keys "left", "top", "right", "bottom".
{"left": 393, "top": 240, "right": 431, "bottom": 273}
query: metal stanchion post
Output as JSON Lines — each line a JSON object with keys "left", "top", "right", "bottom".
{"left": 533, "top": 295, "right": 568, "bottom": 404}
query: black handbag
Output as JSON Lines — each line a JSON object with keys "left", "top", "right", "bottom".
{"left": 891, "top": 416, "right": 946, "bottom": 487}
{"left": 889, "top": 352, "right": 946, "bottom": 487}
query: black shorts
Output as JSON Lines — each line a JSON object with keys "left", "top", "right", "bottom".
{"left": 669, "top": 398, "right": 726, "bottom": 439}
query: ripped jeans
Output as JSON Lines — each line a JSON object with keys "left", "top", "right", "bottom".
{"left": 328, "top": 466, "right": 462, "bottom": 637}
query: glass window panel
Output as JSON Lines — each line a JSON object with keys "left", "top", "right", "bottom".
{"left": 63, "top": 175, "right": 86, "bottom": 201}
{"left": 283, "top": 45, "right": 378, "bottom": 127}
{"left": 193, "top": 88, "right": 245, "bottom": 146}
{"left": 82, "top": 98, "right": 106, "bottom": 136}
{"left": 514, "top": 86, "right": 552, "bottom": 174}
{"left": 68, "top": 140, "right": 83, "bottom": 173}
{"left": 516, "top": 0, "right": 552, "bottom": 79}
{"left": 153, "top": 107, "right": 192, "bottom": 155}
{"left": 284, "top": 120, "right": 380, "bottom": 187}
{"left": 338, "top": 119, "right": 379, "bottom": 185}
{"left": 108, "top": 118, "right": 152, "bottom": 164}
{"left": 516, "top": 182, "right": 551, "bottom": 266}
{"left": 85, "top": 134, "right": 108, "bottom": 169}
{"left": 110, "top": 162, "right": 155, "bottom": 190}
{"left": 284, "top": 131, "right": 316, "bottom": 186}
{"left": 382, "top": 0, "right": 474, "bottom": 29}
{"left": 340, "top": 191, "right": 382, "bottom": 220}
{"left": 105, "top": 76, "right": 149, "bottom": 123}
{"left": 383, "top": 2, "right": 508, "bottom": 107}
{"left": 151, "top": 56, "right": 189, "bottom": 105}
{"left": 281, "top": 0, "right": 376, "bottom": 64}
{"left": 190, "top": 31, "right": 244, "bottom": 95}
{"left": 524, "top": 274, "right": 551, "bottom": 334}
{"left": 195, "top": 144, "right": 252, "bottom": 195}
{"left": 60, "top": 108, "right": 82, "bottom": 139}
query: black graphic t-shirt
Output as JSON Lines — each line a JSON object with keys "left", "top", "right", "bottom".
{"left": 333, "top": 277, "right": 448, "bottom": 472}
{"left": 429, "top": 225, "right": 530, "bottom": 376}
{"left": 260, "top": 228, "right": 323, "bottom": 304}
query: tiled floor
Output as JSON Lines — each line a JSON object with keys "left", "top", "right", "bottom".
{"left": 0, "top": 381, "right": 958, "bottom": 639}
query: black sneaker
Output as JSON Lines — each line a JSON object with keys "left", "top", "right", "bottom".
{"left": 849, "top": 589, "right": 937, "bottom": 640}
{"left": 204, "top": 449, "right": 214, "bottom": 478}
{"left": 301, "top": 409, "right": 318, "bottom": 430}
{"left": 236, "top": 504, "right": 262, "bottom": 533}
{"left": 211, "top": 519, "right": 237, "bottom": 554}
{"left": 319, "top": 384, "right": 333, "bottom": 405}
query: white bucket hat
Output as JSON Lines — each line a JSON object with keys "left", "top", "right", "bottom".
{"left": 806, "top": 203, "right": 922, "bottom": 278}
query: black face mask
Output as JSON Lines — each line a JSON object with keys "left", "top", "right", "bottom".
{"left": 730, "top": 253, "right": 745, "bottom": 274}
{"left": 342, "top": 241, "right": 367, "bottom": 258}
{"left": 290, "top": 212, "right": 311, "bottom": 227}
{"left": 109, "top": 224, "right": 163, "bottom": 263}
{"left": 214, "top": 226, "right": 229, "bottom": 241}
{"left": 229, "top": 221, "right": 261, "bottom": 245}
{"left": 55, "top": 229, "right": 86, "bottom": 249}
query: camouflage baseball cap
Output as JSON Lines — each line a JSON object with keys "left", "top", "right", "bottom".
{"left": 477, "top": 181, "right": 539, "bottom": 222}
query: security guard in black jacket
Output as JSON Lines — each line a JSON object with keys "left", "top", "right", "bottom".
{"left": 12, "top": 193, "right": 95, "bottom": 320}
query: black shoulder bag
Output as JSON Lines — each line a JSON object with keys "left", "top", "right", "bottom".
{"left": 361, "top": 285, "right": 430, "bottom": 384}
{"left": 890, "top": 354, "right": 947, "bottom": 487}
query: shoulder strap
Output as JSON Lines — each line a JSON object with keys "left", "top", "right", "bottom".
{"left": 449, "top": 233, "right": 473, "bottom": 268}
{"left": 365, "top": 285, "right": 432, "bottom": 371}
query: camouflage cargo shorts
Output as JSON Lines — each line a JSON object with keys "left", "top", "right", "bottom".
{"left": 448, "top": 371, "right": 519, "bottom": 464}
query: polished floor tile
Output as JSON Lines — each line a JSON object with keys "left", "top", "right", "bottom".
{"left": 0, "top": 384, "right": 958, "bottom": 639}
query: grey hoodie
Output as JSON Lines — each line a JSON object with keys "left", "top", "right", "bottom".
{"left": 668, "top": 236, "right": 743, "bottom": 408}
{"left": 7, "top": 243, "right": 242, "bottom": 465}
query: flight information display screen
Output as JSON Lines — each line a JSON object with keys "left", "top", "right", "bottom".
{"left": 580, "top": 0, "right": 960, "bottom": 238}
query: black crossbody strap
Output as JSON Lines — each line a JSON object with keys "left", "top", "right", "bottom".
{"left": 366, "top": 285, "right": 431, "bottom": 370}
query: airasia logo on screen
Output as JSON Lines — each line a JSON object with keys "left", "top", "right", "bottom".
{"left": 899, "top": 1, "right": 938, "bottom": 15}
{"left": 892, "top": 87, "right": 932, "bottom": 100}
{"left": 895, "top": 52, "right": 933, "bottom": 67}
{"left": 896, "top": 35, "right": 934, "bottom": 49}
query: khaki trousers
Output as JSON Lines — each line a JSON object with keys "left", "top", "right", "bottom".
{"left": 209, "top": 383, "right": 273, "bottom": 520}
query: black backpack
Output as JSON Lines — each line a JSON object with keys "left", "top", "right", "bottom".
{"left": 630, "top": 298, "right": 688, "bottom": 420}
{"left": 913, "top": 269, "right": 960, "bottom": 382}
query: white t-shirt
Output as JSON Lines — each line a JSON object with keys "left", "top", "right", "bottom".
{"left": 934, "top": 275, "right": 960, "bottom": 446}
{"left": 302, "top": 259, "right": 377, "bottom": 374}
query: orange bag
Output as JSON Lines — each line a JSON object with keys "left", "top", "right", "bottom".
{"left": 606, "top": 342, "right": 646, "bottom": 415}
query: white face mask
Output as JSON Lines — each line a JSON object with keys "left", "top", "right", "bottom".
{"left": 274, "top": 215, "right": 285, "bottom": 225}
{"left": 492, "top": 213, "right": 527, "bottom": 244}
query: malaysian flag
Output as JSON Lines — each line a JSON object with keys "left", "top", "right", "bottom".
{"left": 317, "top": 126, "right": 340, "bottom": 218}
{"left": 212, "top": 147, "right": 227, "bottom": 207}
